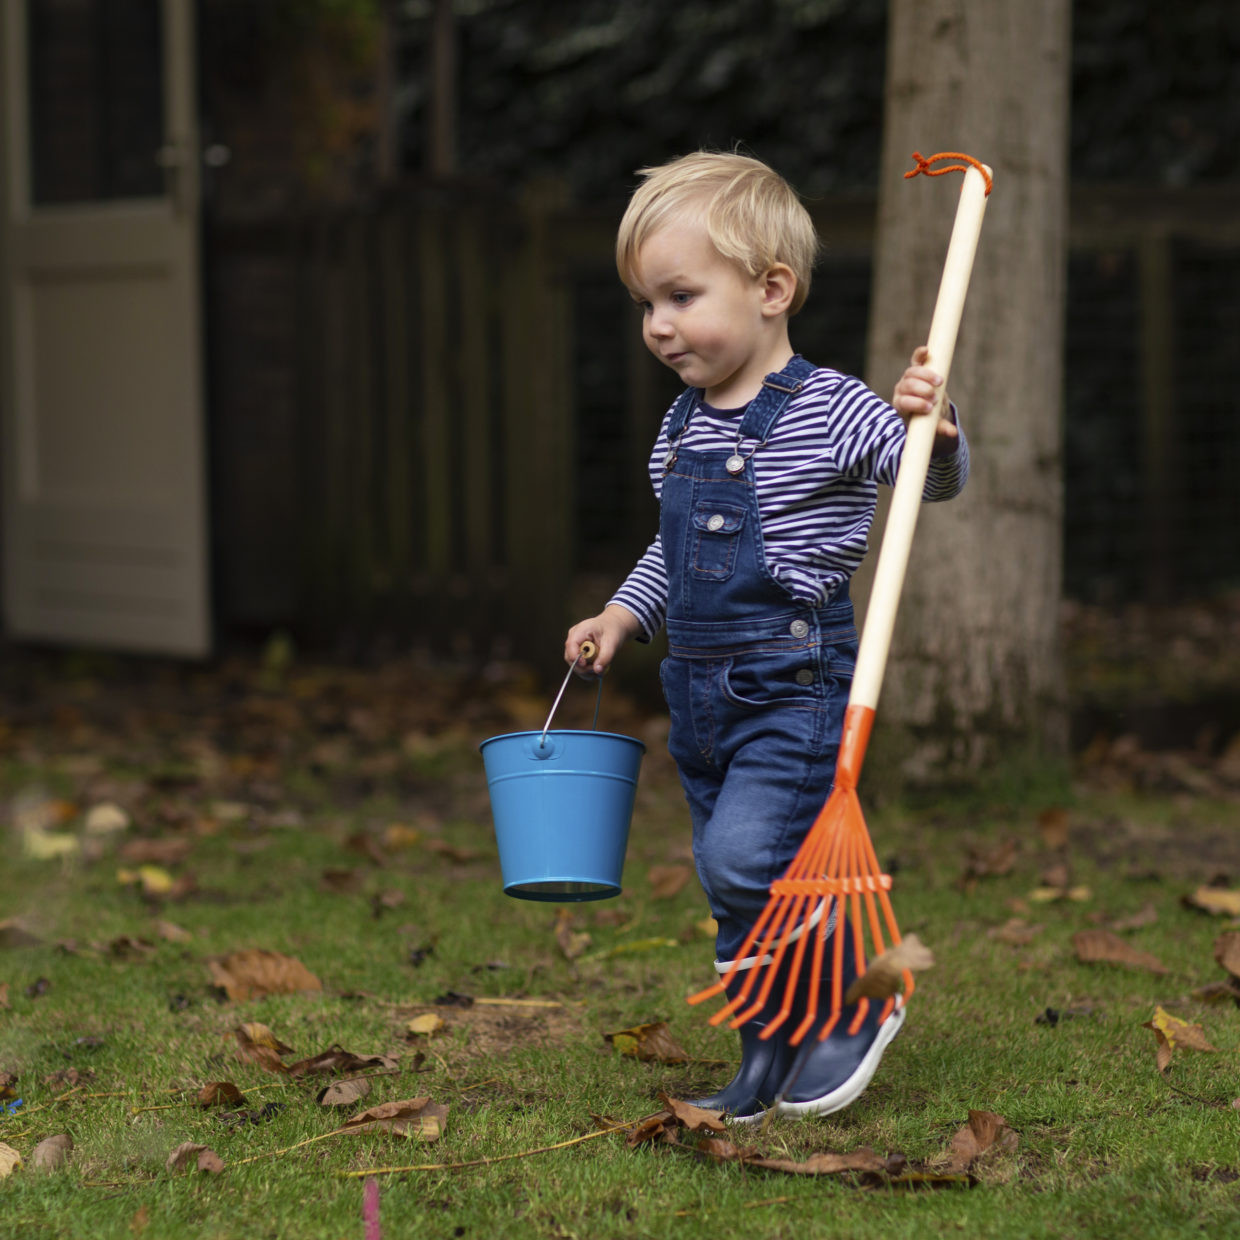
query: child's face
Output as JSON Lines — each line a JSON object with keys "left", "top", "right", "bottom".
{"left": 628, "top": 220, "right": 781, "bottom": 407}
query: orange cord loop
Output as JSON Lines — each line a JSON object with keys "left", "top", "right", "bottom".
{"left": 905, "top": 150, "right": 993, "bottom": 196}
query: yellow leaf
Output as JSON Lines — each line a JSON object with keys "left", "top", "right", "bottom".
{"left": 85, "top": 803, "right": 130, "bottom": 834}
{"left": 405, "top": 1013, "right": 445, "bottom": 1037}
{"left": 1184, "top": 887, "right": 1240, "bottom": 917}
{"left": 1142, "top": 1005, "right": 1218, "bottom": 1073}
{"left": 23, "top": 829, "right": 80, "bottom": 860}
{"left": 602, "top": 1021, "right": 690, "bottom": 1064}
{"left": 0, "top": 1142, "right": 22, "bottom": 1178}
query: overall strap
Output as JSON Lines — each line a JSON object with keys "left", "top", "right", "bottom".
{"left": 664, "top": 385, "right": 702, "bottom": 440}
{"left": 736, "top": 354, "right": 816, "bottom": 442}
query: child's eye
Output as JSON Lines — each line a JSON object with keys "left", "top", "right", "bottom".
{"left": 671, "top": 292, "right": 693, "bottom": 306}
{"left": 632, "top": 299, "right": 652, "bottom": 315}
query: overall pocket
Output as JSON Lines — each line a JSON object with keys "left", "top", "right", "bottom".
{"left": 690, "top": 504, "right": 746, "bottom": 580}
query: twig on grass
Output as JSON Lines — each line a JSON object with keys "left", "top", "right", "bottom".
{"left": 340, "top": 1120, "right": 640, "bottom": 1178}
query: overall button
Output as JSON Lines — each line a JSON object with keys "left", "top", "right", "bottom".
{"left": 789, "top": 619, "right": 810, "bottom": 638}
{"left": 795, "top": 669, "right": 815, "bottom": 686}
{"left": 706, "top": 513, "right": 726, "bottom": 532}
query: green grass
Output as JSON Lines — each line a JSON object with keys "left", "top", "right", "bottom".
{"left": 1, "top": 656, "right": 1239, "bottom": 1239}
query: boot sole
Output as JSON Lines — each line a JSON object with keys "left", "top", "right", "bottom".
{"left": 774, "top": 1004, "right": 906, "bottom": 1119}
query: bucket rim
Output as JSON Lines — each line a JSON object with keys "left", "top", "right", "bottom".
{"left": 479, "top": 728, "right": 646, "bottom": 753}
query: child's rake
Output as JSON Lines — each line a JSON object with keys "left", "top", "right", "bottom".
{"left": 688, "top": 151, "right": 993, "bottom": 1049}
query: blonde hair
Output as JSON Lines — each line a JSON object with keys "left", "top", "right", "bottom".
{"left": 616, "top": 151, "right": 820, "bottom": 315}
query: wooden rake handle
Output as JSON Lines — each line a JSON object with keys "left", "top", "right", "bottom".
{"left": 849, "top": 162, "right": 991, "bottom": 713}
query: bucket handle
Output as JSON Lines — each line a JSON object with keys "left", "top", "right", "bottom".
{"left": 540, "top": 641, "right": 603, "bottom": 748}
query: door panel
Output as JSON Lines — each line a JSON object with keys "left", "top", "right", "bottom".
{"left": 0, "top": 0, "right": 210, "bottom": 656}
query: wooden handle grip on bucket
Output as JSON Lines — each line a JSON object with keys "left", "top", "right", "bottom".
{"left": 579, "top": 640, "right": 597, "bottom": 663}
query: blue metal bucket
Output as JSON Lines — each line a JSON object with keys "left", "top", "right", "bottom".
{"left": 480, "top": 727, "right": 645, "bottom": 901}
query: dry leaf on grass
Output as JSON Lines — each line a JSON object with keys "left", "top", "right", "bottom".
{"left": 1182, "top": 886, "right": 1240, "bottom": 917}
{"left": 626, "top": 1095, "right": 727, "bottom": 1146}
{"left": 1072, "top": 929, "right": 1167, "bottom": 974}
{"left": 0, "top": 917, "right": 42, "bottom": 948}
{"left": 1143, "top": 1006, "right": 1218, "bottom": 1074}
{"left": 208, "top": 949, "right": 322, "bottom": 1001}
{"left": 942, "top": 1110, "right": 1019, "bottom": 1173}
{"left": 232, "top": 1023, "right": 293, "bottom": 1073}
{"left": 1108, "top": 903, "right": 1158, "bottom": 933}
{"left": 286, "top": 1047, "right": 398, "bottom": 1078}
{"left": 341, "top": 1097, "right": 448, "bottom": 1140}
{"left": 198, "top": 1082, "right": 246, "bottom": 1108}
{"left": 166, "top": 1142, "right": 225, "bottom": 1174}
{"left": 988, "top": 918, "right": 1042, "bottom": 946}
{"left": 844, "top": 934, "right": 935, "bottom": 1005}
{"left": 0, "top": 1072, "right": 17, "bottom": 1100}
{"left": 318, "top": 1077, "right": 371, "bottom": 1107}
{"left": 748, "top": 1148, "right": 892, "bottom": 1176}
{"left": 647, "top": 864, "right": 693, "bottom": 900}
{"left": 603, "top": 1021, "right": 690, "bottom": 1064}
{"left": 0, "top": 1142, "right": 22, "bottom": 1178}
{"left": 1035, "top": 807, "right": 1070, "bottom": 850}
{"left": 31, "top": 1134, "right": 73, "bottom": 1171}
{"left": 0, "top": 983, "right": 8, "bottom": 1011}
{"left": 553, "top": 908, "right": 591, "bottom": 960}
{"left": 1213, "top": 931, "right": 1240, "bottom": 979}
{"left": 406, "top": 1013, "right": 446, "bottom": 1037}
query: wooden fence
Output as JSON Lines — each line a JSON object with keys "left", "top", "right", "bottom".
{"left": 224, "top": 181, "right": 1240, "bottom": 663}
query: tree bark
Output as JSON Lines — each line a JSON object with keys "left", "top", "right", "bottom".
{"left": 857, "top": 0, "right": 1072, "bottom": 785}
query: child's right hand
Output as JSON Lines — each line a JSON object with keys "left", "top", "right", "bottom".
{"left": 565, "top": 605, "right": 642, "bottom": 678}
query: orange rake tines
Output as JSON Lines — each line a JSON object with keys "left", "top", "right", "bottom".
{"left": 688, "top": 152, "right": 993, "bottom": 1047}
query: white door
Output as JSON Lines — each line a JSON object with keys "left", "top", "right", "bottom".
{"left": 0, "top": 0, "right": 210, "bottom": 656}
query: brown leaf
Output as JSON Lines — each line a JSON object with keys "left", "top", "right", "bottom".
{"left": 0, "top": 983, "right": 8, "bottom": 1010}
{"left": 197, "top": 1081, "right": 246, "bottom": 1108}
{"left": 553, "top": 908, "right": 591, "bottom": 960}
{"left": 0, "top": 1072, "right": 16, "bottom": 1100}
{"left": 108, "top": 935, "right": 156, "bottom": 958}
{"left": 1182, "top": 886, "right": 1240, "bottom": 917}
{"left": 340, "top": 1096, "right": 448, "bottom": 1140}
{"left": 318, "top": 1077, "right": 372, "bottom": 1107}
{"left": 165, "top": 1141, "right": 225, "bottom": 1174}
{"left": 1213, "top": 931, "right": 1240, "bottom": 980}
{"left": 1072, "top": 929, "right": 1167, "bottom": 974}
{"left": 603, "top": 1021, "right": 691, "bottom": 1064}
{"left": 843, "top": 934, "right": 935, "bottom": 1005}
{"left": 31, "top": 1133, "right": 73, "bottom": 1171}
{"left": 943, "top": 1110, "right": 1019, "bottom": 1173}
{"left": 749, "top": 1147, "right": 889, "bottom": 1176}
{"left": 232, "top": 1024, "right": 292, "bottom": 1074}
{"left": 208, "top": 949, "right": 322, "bottom": 1001}
{"left": 1143, "top": 1006, "right": 1218, "bottom": 1073}
{"left": 1191, "top": 980, "right": 1240, "bottom": 1007}
{"left": 42, "top": 1067, "right": 94, "bottom": 1088}
{"left": 988, "top": 918, "right": 1041, "bottom": 946}
{"left": 647, "top": 864, "right": 693, "bottom": 900}
{"left": 659, "top": 1094, "right": 727, "bottom": 1133}
{"left": 285, "top": 1046, "right": 398, "bottom": 1078}
{"left": 0, "top": 917, "right": 42, "bottom": 948}
{"left": 119, "top": 838, "right": 193, "bottom": 866}
{"left": 1108, "top": 903, "right": 1159, "bottom": 933}
{"left": 960, "top": 838, "right": 1018, "bottom": 887}
{"left": 1035, "top": 807, "right": 1070, "bottom": 850}
{"left": 154, "top": 919, "right": 193, "bottom": 943}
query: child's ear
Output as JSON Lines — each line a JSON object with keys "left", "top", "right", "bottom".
{"left": 760, "top": 263, "right": 797, "bottom": 317}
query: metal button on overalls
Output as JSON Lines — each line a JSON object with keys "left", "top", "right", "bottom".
{"left": 707, "top": 514, "right": 726, "bottom": 532}
{"left": 789, "top": 619, "right": 809, "bottom": 638}
{"left": 795, "top": 669, "right": 815, "bottom": 686}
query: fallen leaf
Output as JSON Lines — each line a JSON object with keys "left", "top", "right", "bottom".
{"left": 423, "top": 838, "right": 482, "bottom": 863}
{"left": 23, "top": 829, "right": 80, "bottom": 860}
{"left": 232, "top": 1025, "right": 291, "bottom": 1074}
{"left": 405, "top": 1013, "right": 446, "bottom": 1037}
{"left": 381, "top": 824, "right": 422, "bottom": 851}
{"left": 1183, "top": 886, "right": 1240, "bottom": 917}
{"left": 108, "top": 935, "right": 156, "bottom": 958}
{"left": 165, "top": 1141, "right": 225, "bottom": 1174}
{"left": 318, "top": 1077, "right": 371, "bottom": 1107}
{"left": 119, "top": 838, "right": 192, "bottom": 866}
{"left": 31, "top": 1133, "right": 73, "bottom": 1171}
{"left": 749, "top": 1147, "right": 889, "bottom": 1176}
{"left": 603, "top": 1022, "right": 691, "bottom": 1064}
{"left": 1143, "top": 1006, "right": 1218, "bottom": 1074}
{"left": 1030, "top": 884, "right": 1092, "bottom": 903}
{"left": 42, "top": 1067, "right": 93, "bottom": 1088}
{"left": 647, "top": 864, "right": 693, "bottom": 900}
{"left": 1108, "top": 903, "right": 1158, "bottom": 933}
{"left": 154, "top": 919, "right": 193, "bottom": 943}
{"left": 0, "top": 1142, "right": 22, "bottom": 1178}
{"left": 942, "top": 1110, "right": 1019, "bottom": 1173}
{"left": 1191, "top": 980, "right": 1240, "bottom": 1007}
{"left": 1213, "top": 931, "right": 1240, "bottom": 980}
{"left": 85, "top": 802, "right": 130, "bottom": 835}
{"left": 285, "top": 1047, "right": 397, "bottom": 1077}
{"left": 554, "top": 908, "right": 591, "bottom": 960}
{"left": 0, "top": 1073, "right": 17, "bottom": 1100}
{"left": 117, "top": 864, "right": 175, "bottom": 896}
{"left": 341, "top": 1097, "right": 448, "bottom": 1140}
{"left": 0, "top": 983, "right": 8, "bottom": 1010}
{"left": 0, "top": 918, "right": 42, "bottom": 948}
{"left": 1072, "top": 929, "right": 1167, "bottom": 974}
{"left": 130, "top": 1204, "right": 150, "bottom": 1235}
{"left": 959, "top": 838, "right": 1018, "bottom": 888}
{"left": 1035, "top": 807, "right": 1070, "bottom": 850}
{"left": 844, "top": 934, "right": 935, "bottom": 1005}
{"left": 208, "top": 949, "right": 322, "bottom": 1001}
{"left": 988, "top": 918, "right": 1041, "bottom": 946}
{"left": 238, "top": 1022, "right": 295, "bottom": 1053}
{"left": 197, "top": 1082, "right": 246, "bottom": 1108}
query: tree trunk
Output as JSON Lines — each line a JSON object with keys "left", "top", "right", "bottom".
{"left": 857, "top": 0, "right": 1071, "bottom": 786}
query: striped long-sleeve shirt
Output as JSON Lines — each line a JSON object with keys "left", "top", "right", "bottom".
{"left": 609, "top": 366, "right": 969, "bottom": 639}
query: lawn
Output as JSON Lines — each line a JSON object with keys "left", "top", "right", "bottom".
{"left": 1, "top": 647, "right": 1238, "bottom": 1239}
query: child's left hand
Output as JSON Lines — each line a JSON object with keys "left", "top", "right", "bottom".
{"left": 892, "top": 346, "right": 958, "bottom": 457}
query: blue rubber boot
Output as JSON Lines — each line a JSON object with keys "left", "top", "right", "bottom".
{"left": 774, "top": 917, "right": 905, "bottom": 1119}
{"left": 686, "top": 955, "right": 798, "bottom": 1122}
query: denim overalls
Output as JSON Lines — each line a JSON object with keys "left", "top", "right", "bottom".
{"left": 658, "top": 356, "right": 858, "bottom": 965}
